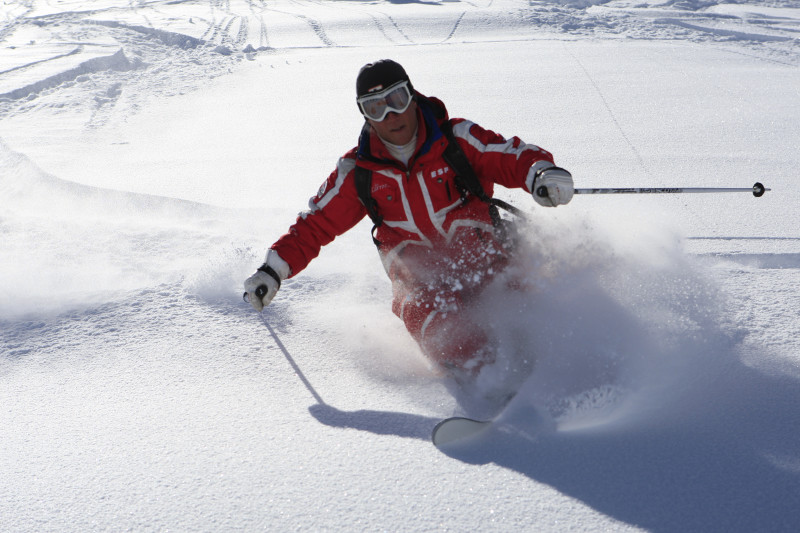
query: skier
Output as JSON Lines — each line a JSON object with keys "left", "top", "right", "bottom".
{"left": 244, "top": 59, "right": 573, "bottom": 378}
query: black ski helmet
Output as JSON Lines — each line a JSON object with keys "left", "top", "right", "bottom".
{"left": 356, "top": 59, "right": 415, "bottom": 101}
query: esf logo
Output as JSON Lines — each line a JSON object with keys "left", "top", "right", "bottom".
{"left": 430, "top": 166, "right": 450, "bottom": 180}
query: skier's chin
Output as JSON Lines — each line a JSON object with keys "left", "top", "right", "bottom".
{"left": 388, "top": 125, "right": 409, "bottom": 142}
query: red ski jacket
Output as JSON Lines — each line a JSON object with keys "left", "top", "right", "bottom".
{"left": 271, "top": 94, "right": 555, "bottom": 288}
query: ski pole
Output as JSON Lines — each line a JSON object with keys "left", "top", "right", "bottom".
{"left": 537, "top": 182, "right": 769, "bottom": 198}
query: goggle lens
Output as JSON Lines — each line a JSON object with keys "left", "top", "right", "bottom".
{"left": 358, "top": 82, "right": 412, "bottom": 122}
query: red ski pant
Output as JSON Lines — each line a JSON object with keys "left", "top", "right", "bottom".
{"left": 391, "top": 278, "right": 490, "bottom": 368}
{"left": 386, "top": 226, "right": 511, "bottom": 368}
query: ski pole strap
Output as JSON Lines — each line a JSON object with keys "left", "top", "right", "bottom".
{"left": 490, "top": 198, "right": 525, "bottom": 218}
{"left": 573, "top": 182, "right": 769, "bottom": 197}
{"left": 257, "top": 264, "right": 282, "bottom": 289}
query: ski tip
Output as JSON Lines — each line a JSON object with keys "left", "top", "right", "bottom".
{"left": 431, "top": 416, "right": 492, "bottom": 448}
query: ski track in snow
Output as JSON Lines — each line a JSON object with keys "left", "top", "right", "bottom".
{"left": 1, "top": 0, "right": 799, "bottom": 115}
{"left": 2, "top": 1, "right": 800, "bottom": 531}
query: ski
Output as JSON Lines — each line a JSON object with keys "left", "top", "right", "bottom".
{"left": 432, "top": 397, "right": 556, "bottom": 449}
{"left": 431, "top": 386, "right": 524, "bottom": 448}
{"left": 431, "top": 416, "right": 493, "bottom": 448}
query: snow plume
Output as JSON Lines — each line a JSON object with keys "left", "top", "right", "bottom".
{"left": 0, "top": 139, "right": 252, "bottom": 319}
{"left": 475, "top": 209, "right": 739, "bottom": 430}
{"left": 285, "top": 204, "right": 740, "bottom": 425}
{"left": 291, "top": 249, "right": 435, "bottom": 382}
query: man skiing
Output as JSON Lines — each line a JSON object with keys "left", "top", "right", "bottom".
{"left": 244, "top": 59, "right": 573, "bottom": 377}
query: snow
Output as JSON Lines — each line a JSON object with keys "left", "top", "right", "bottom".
{"left": 2, "top": 0, "right": 800, "bottom": 531}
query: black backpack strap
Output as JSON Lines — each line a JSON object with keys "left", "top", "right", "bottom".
{"left": 354, "top": 165, "right": 382, "bottom": 227}
{"left": 354, "top": 165, "right": 383, "bottom": 247}
{"left": 440, "top": 120, "right": 490, "bottom": 204}
{"left": 440, "top": 120, "right": 524, "bottom": 219}
{"left": 354, "top": 123, "right": 385, "bottom": 246}
{"left": 353, "top": 122, "right": 383, "bottom": 246}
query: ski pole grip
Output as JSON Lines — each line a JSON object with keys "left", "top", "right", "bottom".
{"left": 536, "top": 185, "right": 549, "bottom": 198}
{"left": 242, "top": 285, "right": 269, "bottom": 304}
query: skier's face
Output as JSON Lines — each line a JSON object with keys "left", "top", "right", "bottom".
{"left": 368, "top": 100, "right": 418, "bottom": 146}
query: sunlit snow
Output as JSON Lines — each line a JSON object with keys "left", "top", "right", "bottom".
{"left": 2, "top": 1, "right": 800, "bottom": 531}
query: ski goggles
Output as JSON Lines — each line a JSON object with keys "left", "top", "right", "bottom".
{"left": 357, "top": 81, "right": 413, "bottom": 122}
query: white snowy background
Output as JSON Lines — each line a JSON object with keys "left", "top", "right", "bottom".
{"left": 2, "top": 0, "right": 800, "bottom": 531}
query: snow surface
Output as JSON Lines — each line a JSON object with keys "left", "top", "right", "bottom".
{"left": 2, "top": 1, "right": 800, "bottom": 531}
